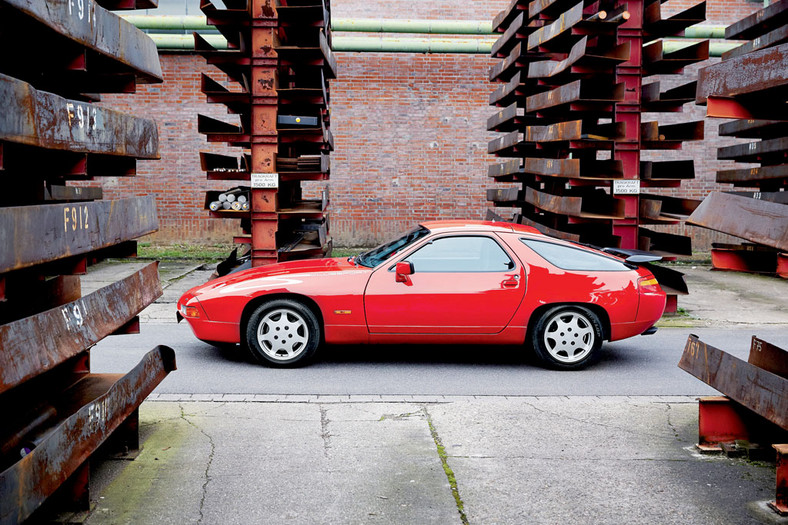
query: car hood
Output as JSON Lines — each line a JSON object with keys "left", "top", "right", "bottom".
{"left": 185, "top": 257, "right": 369, "bottom": 297}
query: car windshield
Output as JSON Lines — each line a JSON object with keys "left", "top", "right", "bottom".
{"left": 355, "top": 226, "right": 430, "bottom": 268}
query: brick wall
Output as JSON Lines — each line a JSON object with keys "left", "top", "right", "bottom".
{"left": 100, "top": 0, "right": 762, "bottom": 250}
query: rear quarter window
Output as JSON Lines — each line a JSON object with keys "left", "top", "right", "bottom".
{"left": 521, "top": 239, "right": 630, "bottom": 272}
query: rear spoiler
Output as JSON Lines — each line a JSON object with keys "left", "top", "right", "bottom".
{"left": 602, "top": 248, "right": 688, "bottom": 295}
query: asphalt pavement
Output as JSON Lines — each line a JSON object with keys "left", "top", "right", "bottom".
{"left": 72, "top": 260, "right": 788, "bottom": 525}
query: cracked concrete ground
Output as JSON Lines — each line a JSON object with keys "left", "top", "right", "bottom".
{"left": 85, "top": 398, "right": 784, "bottom": 525}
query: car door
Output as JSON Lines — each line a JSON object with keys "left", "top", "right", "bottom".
{"left": 363, "top": 234, "right": 526, "bottom": 334}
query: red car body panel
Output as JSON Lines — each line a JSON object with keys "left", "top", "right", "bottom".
{"left": 177, "top": 220, "right": 666, "bottom": 348}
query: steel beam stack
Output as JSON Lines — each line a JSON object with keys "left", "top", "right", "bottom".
{"left": 197, "top": 0, "right": 335, "bottom": 267}
{"left": 691, "top": 0, "right": 788, "bottom": 278}
{"left": 487, "top": 0, "right": 707, "bottom": 265}
{"left": 679, "top": 335, "right": 788, "bottom": 515}
{"left": 0, "top": 1, "right": 174, "bottom": 522}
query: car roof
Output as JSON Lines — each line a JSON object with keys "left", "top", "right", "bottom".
{"left": 419, "top": 219, "right": 543, "bottom": 235}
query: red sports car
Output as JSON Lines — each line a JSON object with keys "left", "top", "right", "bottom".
{"left": 177, "top": 220, "right": 666, "bottom": 369}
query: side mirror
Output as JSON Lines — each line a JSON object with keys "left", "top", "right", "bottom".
{"left": 395, "top": 261, "right": 414, "bottom": 282}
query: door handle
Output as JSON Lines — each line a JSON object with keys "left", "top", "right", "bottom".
{"left": 501, "top": 274, "right": 520, "bottom": 288}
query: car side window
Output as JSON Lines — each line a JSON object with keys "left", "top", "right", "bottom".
{"left": 404, "top": 236, "right": 514, "bottom": 273}
{"left": 520, "top": 238, "right": 629, "bottom": 271}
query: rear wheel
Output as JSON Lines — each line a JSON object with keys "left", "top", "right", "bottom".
{"left": 245, "top": 299, "right": 321, "bottom": 367}
{"left": 531, "top": 306, "right": 602, "bottom": 370}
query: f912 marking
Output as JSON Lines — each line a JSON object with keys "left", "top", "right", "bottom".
{"left": 64, "top": 205, "right": 89, "bottom": 232}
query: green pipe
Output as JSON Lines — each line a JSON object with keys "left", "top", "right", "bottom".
{"left": 150, "top": 33, "right": 227, "bottom": 49}
{"left": 148, "top": 32, "right": 738, "bottom": 56}
{"left": 331, "top": 17, "right": 493, "bottom": 34}
{"left": 122, "top": 14, "right": 210, "bottom": 30}
{"left": 662, "top": 40, "right": 741, "bottom": 56}
{"left": 682, "top": 25, "right": 727, "bottom": 39}
{"left": 332, "top": 36, "right": 494, "bottom": 53}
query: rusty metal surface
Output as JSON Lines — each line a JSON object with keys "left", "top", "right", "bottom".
{"left": 696, "top": 42, "right": 788, "bottom": 103}
{"left": 0, "top": 0, "right": 162, "bottom": 83}
{"left": 0, "top": 263, "right": 161, "bottom": 395}
{"left": 526, "top": 79, "right": 624, "bottom": 115}
{"left": 687, "top": 192, "right": 788, "bottom": 251}
{"left": 641, "top": 81, "right": 696, "bottom": 112}
{"left": 749, "top": 336, "right": 788, "bottom": 379}
{"left": 723, "top": 24, "right": 788, "bottom": 60}
{"left": 715, "top": 164, "right": 788, "bottom": 189}
{"left": 524, "top": 186, "right": 625, "bottom": 219}
{"left": 643, "top": 0, "right": 706, "bottom": 38}
{"left": 679, "top": 334, "right": 788, "bottom": 430}
{"left": 643, "top": 40, "right": 709, "bottom": 76}
{"left": 725, "top": 0, "right": 788, "bottom": 40}
{"left": 0, "top": 345, "right": 176, "bottom": 525}
{"left": 0, "top": 197, "right": 159, "bottom": 274}
{"left": 0, "top": 74, "right": 158, "bottom": 158}
{"left": 528, "top": 37, "right": 630, "bottom": 81}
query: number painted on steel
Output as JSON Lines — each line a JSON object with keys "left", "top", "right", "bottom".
{"left": 685, "top": 339, "right": 703, "bottom": 359}
{"left": 66, "top": 0, "right": 92, "bottom": 22}
{"left": 87, "top": 399, "right": 108, "bottom": 433}
{"left": 66, "top": 102, "right": 98, "bottom": 133}
{"left": 64, "top": 205, "right": 89, "bottom": 232}
{"left": 61, "top": 303, "right": 85, "bottom": 331}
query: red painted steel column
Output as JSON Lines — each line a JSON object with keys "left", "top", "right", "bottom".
{"left": 772, "top": 444, "right": 788, "bottom": 515}
{"left": 613, "top": 0, "right": 642, "bottom": 250}
{"left": 251, "top": 0, "right": 280, "bottom": 266}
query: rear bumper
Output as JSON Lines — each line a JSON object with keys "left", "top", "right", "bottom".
{"left": 184, "top": 318, "right": 239, "bottom": 344}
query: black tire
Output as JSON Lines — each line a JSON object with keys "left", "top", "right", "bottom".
{"left": 531, "top": 305, "right": 603, "bottom": 370}
{"left": 245, "top": 299, "right": 321, "bottom": 367}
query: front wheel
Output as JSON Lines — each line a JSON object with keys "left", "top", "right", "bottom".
{"left": 245, "top": 299, "right": 321, "bottom": 367}
{"left": 531, "top": 306, "right": 603, "bottom": 370}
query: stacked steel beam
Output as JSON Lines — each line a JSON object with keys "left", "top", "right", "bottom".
{"left": 487, "top": 0, "right": 707, "bottom": 265}
{"left": 197, "top": 0, "right": 334, "bottom": 267}
{"left": 0, "top": 0, "right": 174, "bottom": 522}
{"left": 691, "top": 0, "right": 788, "bottom": 278}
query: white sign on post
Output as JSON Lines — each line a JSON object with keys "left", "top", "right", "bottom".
{"left": 613, "top": 180, "right": 640, "bottom": 195}
{"left": 251, "top": 173, "right": 279, "bottom": 189}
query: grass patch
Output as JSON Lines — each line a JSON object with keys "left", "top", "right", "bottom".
{"left": 137, "top": 242, "right": 233, "bottom": 260}
{"left": 423, "top": 407, "right": 469, "bottom": 525}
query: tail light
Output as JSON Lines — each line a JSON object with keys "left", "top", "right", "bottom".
{"left": 638, "top": 275, "right": 662, "bottom": 293}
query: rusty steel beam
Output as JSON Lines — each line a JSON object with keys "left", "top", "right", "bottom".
{"left": 528, "top": 37, "right": 630, "bottom": 81}
{"left": 524, "top": 157, "right": 623, "bottom": 180}
{"left": 0, "top": 262, "right": 161, "bottom": 395}
{"left": 717, "top": 137, "right": 788, "bottom": 164}
{"left": 526, "top": 79, "right": 625, "bottom": 116}
{"left": 642, "top": 39, "right": 709, "bottom": 76}
{"left": 718, "top": 119, "right": 788, "bottom": 140}
{"left": 640, "top": 194, "right": 702, "bottom": 222}
{"left": 688, "top": 192, "right": 788, "bottom": 251}
{"left": 524, "top": 186, "right": 625, "bottom": 219}
{"left": 0, "top": 345, "right": 176, "bottom": 525}
{"left": 724, "top": 24, "right": 788, "bottom": 61}
{"left": 643, "top": 0, "right": 706, "bottom": 39}
{"left": 640, "top": 160, "right": 696, "bottom": 181}
{"left": 641, "top": 120, "right": 704, "bottom": 148}
{"left": 493, "top": 0, "right": 524, "bottom": 32}
{"left": 527, "top": 2, "right": 626, "bottom": 52}
{"left": 0, "top": 197, "right": 158, "bottom": 274}
{"left": 679, "top": 334, "right": 788, "bottom": 430}
{"left": 639, "top": 227, "right": 692, "bottom": 256}
{"left": 711, "top": 244, "right": 781, "bottom": 274}
{"left": 749, "top": 336, "right": 788, "bottom": 379}
{"left": 725, "top": 0, "right": 788, "bottom": 40}
{"left": 641, "top": 80, "right": 696, "bottom": 112}
{"left": 716, "top": 164, "right": 788, "bottom": 187}
{"left": 0, "top": 74, "right": 158, "bottom": 158}
{"left": 492, "top": 12, "right": 529, "bottom": 57}
{"left": 696, "top": 43, "right": 788, "bottom": 104}
{"left": 0, "top": 0, "right": 162, "bottom": 83}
